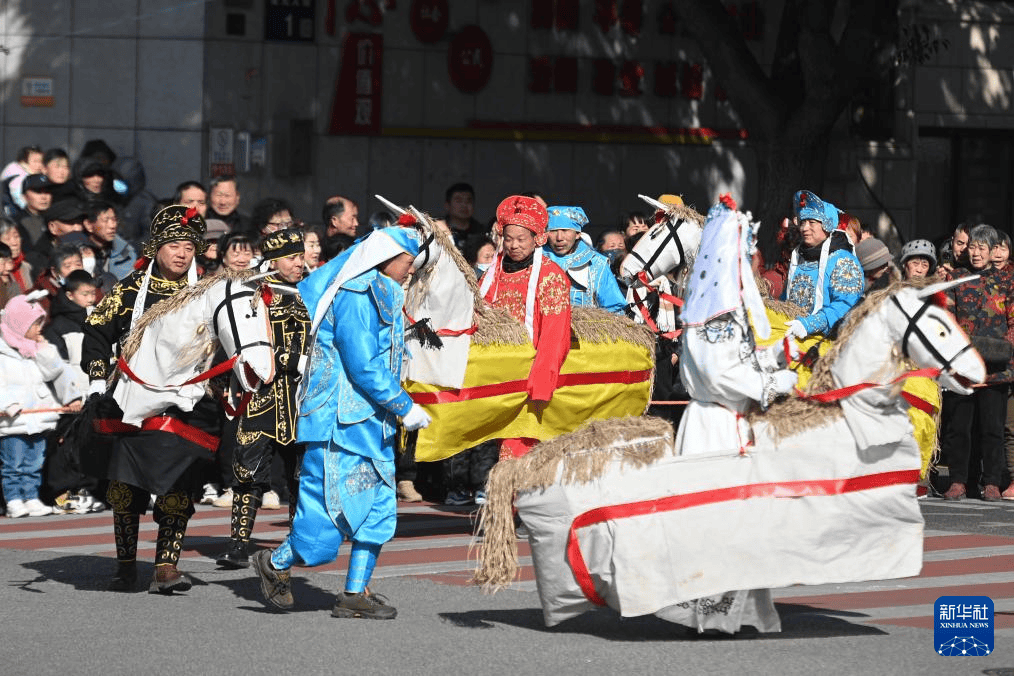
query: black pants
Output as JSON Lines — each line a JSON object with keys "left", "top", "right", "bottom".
{"left": 441, "top": 440, "right": 499, "bottom": 492}
{"left": 941, "top": 384, "right": 1007, "bottom": 487}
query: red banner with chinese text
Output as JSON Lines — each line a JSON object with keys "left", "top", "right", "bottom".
{"left": 329, "top": 32, "right": 383, "bottom": 135}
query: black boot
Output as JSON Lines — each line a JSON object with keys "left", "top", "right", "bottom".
{"left": 216, "top": 539, "right": 250, "bottom": 569}
{"left": 108, "top": 561, "right": 137, "bottom": 592}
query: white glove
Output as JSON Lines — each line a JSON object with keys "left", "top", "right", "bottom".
{"left": 786, "top": 320, "right": 808, "bottom": 340}
{"left": 402, "top": 404, "right": 432, "bottom": 432}
{"left": 770, "top": 370, "right": 799, "bottom": 395}
{"left": 88, "top": 380, "right": 107, "bottom": 397}
{"left": 2, "top": 403, "right": 22, "bottom": 417}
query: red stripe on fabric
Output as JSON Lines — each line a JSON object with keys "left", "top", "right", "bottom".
{"left": 409, "top": 369, "right": 652, "bottom": 405}
{"left": 117, "top": 355, "right": 238, "bottom": 389}
{"left": 565, "top": 469, "right": 921, "bottom": 606}
{"left": 93, "top": 417, "right": 218, "bottom": 453}
{"left": 901, "top": 391, "right": 937, "bottom": 416}
{"left": 794, "top": 367, "right": 941, "bottom": 403}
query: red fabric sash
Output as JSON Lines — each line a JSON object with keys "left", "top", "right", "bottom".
{"left": 631, "top": 271, "right": 682, "bottom": 340}
{"left": 565, "top": 468, "right": 921, "bottom": 606}
{"left": 409, "top": 369, "right": 651, "bottom": 405}
{"left": 402, "top": 308, "right": 478, "bottom": 337}
{"left": 93, "top": 416, "right": 219, "bottom": 452}
{"left": 116, "top": 354, "right": 239, "bottom": 390}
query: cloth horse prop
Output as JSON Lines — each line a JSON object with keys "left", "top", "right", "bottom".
{"left": 475, "top": 280, "right": 985, "bottom": 631}
{"left": 620, "top": 195, "right": 705, "bottom": 338}
{"left": 82, "top": 270, "right": 276, "bottom": 494}
{"left": 380, "top": 198, "right": 657, "bottom": 462}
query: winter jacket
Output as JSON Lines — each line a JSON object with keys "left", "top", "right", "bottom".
{"left": 0, "top": 339, "right": 85, "bottom": 436}
{"left": 43, "top": 292, "right": 88, "bottom": 364}
{"left": 949, "top": 265, "right": 1014, "bottom": 384}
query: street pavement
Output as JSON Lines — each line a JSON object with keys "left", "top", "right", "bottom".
{"left": 1, "top": 495, "right": 1013, "bottom": 675}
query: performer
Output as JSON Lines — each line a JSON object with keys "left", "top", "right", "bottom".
{"left": 81, "top": 205, "right": 209, "bottom": 593}
{"left": 542, "top": 205, "right": 626, "bottom": 314}
{"left": 253, "top": 226, "right": 432, "bottom": 619}
{"left": 673, "top": 197, "right": 798, "bottom": 634}
{"left": 217, "top": 230, "right": 309, "bottom": 569}
{"left": 781, "top": 190, "right": 864, "bottom": 340}
{"left": 479, "top": 196, "right": 571, "bottom": 459}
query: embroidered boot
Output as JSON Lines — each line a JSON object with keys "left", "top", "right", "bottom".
{"left": 109, "top": 511, "right": 140, "bottom": 591}
{"left": 217, "top": 490, "right": 260, "bottom": 569}
{"left": 150, "top": 513, "right": 192, "bottom": 594}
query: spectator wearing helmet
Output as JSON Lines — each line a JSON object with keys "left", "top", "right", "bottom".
{"left": 899, "top": 239, "right": 937, "bottom": 280}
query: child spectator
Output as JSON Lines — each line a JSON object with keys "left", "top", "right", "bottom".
{"left": 0, "top": 242, "right": 13, "bottom": 309}
{"left": 0, "top": 295, "right": 85, "bottom": 517}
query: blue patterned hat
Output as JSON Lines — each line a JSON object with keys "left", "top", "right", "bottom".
{"left": 546, "top": 206, "right": 589, "bottom": 232}
{"left": 793, "top": 190, "right": 839, "bottom": 233}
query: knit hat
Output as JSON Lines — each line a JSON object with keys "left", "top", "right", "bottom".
{"left": 495, "top": 196, "right": 549, "bottom": 237}
{"left": 144, "top": 205, "right": 208, "bottom": 258}
{"left": 0, "top": 295, "right": 46, "bottom": 358}
{"left": 855, "top": 238, "right": 892, "bottom": 272}
{"left": 546, "top": 206, "right": 589, "bottom": 232}
{"left": 261, "top": 228, "right": 304, "bottom": 261}
{"left": 794, "top": 190, "right": 839, "bottom": 233}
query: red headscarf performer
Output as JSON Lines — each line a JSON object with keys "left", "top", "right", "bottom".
{"left": 479, "top": 195, "right": 571, "bottom": 459}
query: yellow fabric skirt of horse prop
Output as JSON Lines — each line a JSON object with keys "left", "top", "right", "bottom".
{"left": 759, "top": 301, "right": 940, "bottom": 481}
{"left": 404, "top": 306, "right": 656, "bottom": 462}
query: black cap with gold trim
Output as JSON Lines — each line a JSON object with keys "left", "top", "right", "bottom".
{"left": 144, "top": 205, "right": 208, "bottom": 258}
{"left": 261, "top": 229, "right": 304, "bottom": 261}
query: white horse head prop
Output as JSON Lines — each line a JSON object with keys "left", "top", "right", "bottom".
{"left": 620, "top": 195, "right": 705, "bottom": 283}
{"left": 113, "top": 271, "right": 276, "bottom": 425}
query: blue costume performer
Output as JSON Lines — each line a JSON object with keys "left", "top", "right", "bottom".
{"left": 253, "top": 226, "right": 431, "bottom": 620}
{"left": 781, "top": 190, "right": 864, "bottom": 339}
{"left": 542, "top": 205, "right": 626, "bottom": 314}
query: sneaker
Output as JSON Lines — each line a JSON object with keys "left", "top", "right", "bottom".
{"left": 6, "top": 499, "right": 27, "bottom": 518}
{"left": 24, "top": 499, "right": 53, "bottom": 517}
{"left": 983, "top": 484, "right": 1002, "bottom": 502}
{"left": 943, "top": 483, "right": 966, "bottom": 501}
{"left": 200, "top": 483, "right": 221, "bottom": 505}
{"left": 397, "top": 480, "right": 423, "bottom": 503}
{"left": 252, "top": 550, "right": 293, "bottom": 610}
{"left": 332, "top": 590, "right": 397, "bottom": 620}
{"left": 444, "top": 489, "right": 472, "bottom": 506}
{"left": 474, "top": 489, "right": 488, "bottom": 506}
{"left": 148, "top": 564, "right": 192, "bottom": 595}
{"left": 216, "top": 540, "right": 251, "bottom": 569}
{"left": 1002, "top": 484, "right": 1014, "bottom": 501}
{"left": 211, "top": 488, "right": 234, "bottom": 508}
{"left": 515, "top": 522, "right": 529, "bottom": 539}
{"left": 262, "top": 490, "right": 282, "bottom": 510}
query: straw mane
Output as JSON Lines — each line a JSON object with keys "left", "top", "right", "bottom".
{"left": 751, "top": 280, "right": 926, "bottom": 439}
{"left": 663, "top": 204, "right": 705, "bottom": 296}
{"left": 474, "top": 416, "right": 674, "bottom": 591}
{"left": 408, "top": 210, "right": 482, "bottom": 309}
{"left": 119, "top": 268, "right": 259, "bottom": 365}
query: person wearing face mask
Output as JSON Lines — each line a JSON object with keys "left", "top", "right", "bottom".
{"left": 463, "top": 235, "right": 496, "bottom": 279}
{"left": 28, "top": 245, "right": 84, "bottom": 316}
{"left": 781, "top": 190, "right": 864, "bottom": 340}
{"left": 542, "top": 205, "right": 626, "bottom": 314}
{"left": 81, "top": 205, "right": 211, "bottom": 593}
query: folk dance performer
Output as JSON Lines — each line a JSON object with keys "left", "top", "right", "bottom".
{"left": 253, "top": 225, "right": 432, "bottom": 619}
{"left": 541, "top": 205, "right": 626, "bottom": 314}
{"left": 782, "top": 190, "right": 863, "bottom": 341}
{"left": 217, "top": 229, "right": 310, "bottom": 569}
{"left": 672, "top": 197, "right": 799, "bottom": 633}
{"left": 81, "top": 205, "right": 210, "bottom": 593}
{"left": 479, "top": 196, "right": 572, "bottom": 458}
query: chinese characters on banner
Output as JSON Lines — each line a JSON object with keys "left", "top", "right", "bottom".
{"left": 329, "top": 32, "right": 383, "bottom": 134}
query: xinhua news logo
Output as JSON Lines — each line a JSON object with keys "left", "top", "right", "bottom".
{"left": 934, "top": 596, "right": 993, "bottom": 656}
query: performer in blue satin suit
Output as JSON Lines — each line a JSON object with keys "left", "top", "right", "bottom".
{"left": 252, "top": 225, "right": 432, "bottom": 620}
{"left": 542, "top": 205, "right": 627, "bottom": 314}
{"left": 781, "top": 190, "right": 864, "bottom": 339}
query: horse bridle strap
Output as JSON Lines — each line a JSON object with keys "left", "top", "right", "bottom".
{"left": 415, "top": 232, "right": 436, "bottom": 270}
{"left": 891, "top": 296, "right": 974, "bottom": 373}
{"left": 793, "top": 366, "right": 942, "bottom": 403}
{"left": 628, "top": 214, "right": 686, "bottom": 276}
{"left": 212, "top": 279, "right": 273, "bottom": 353}
{"left": 117, "top": 354, "right": 239, "bottom": 391}
{"left": 630, "top": 271, "right": 682, "bottom": 341}
{"left": 402, "top": 307, "right": 477, "bottom": 337}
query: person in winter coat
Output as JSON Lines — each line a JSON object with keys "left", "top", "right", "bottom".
{"left": 112, "top": 157, "right": 158, "bottom": 245}
{"left": 43, "top": 270, "right": 96, "bottom": 365}
{"left": 0, "top": 295, "right": 86, "bottom": 517}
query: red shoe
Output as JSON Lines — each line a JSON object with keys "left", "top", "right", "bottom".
{"left": 943, "top": 483, "right": 966, "bottom": 501}
{"left": 983, "top": 485, "right": 1002, "bottom": 502}
{"left": 1002, "top": 484, "right": 1014, "bottom": 501}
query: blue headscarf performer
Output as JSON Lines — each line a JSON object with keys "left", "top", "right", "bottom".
{"left": 781, "top": 190, "right": 864, "bottom": 340}
{"left": 252, "top": 225, "right": 432, "bottom": 620}
{"left": 542, "top": 206, "right": 627, "bottom": 314}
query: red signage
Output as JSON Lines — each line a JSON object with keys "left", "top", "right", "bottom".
{"left": 447, "top": 25, "right": 492, "bottom": 94}
{"left": 329, "top": 33, "right": 384, "bottom": 135}
{"left": 410, "top": 0, "right": 448, "bottom": 43}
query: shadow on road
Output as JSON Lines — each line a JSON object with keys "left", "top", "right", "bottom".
{"left": 16, "top": 554, "right": 210, "bottom": 593}
{"left": 438, "top": 602, "right": 887, "bottom": 641}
